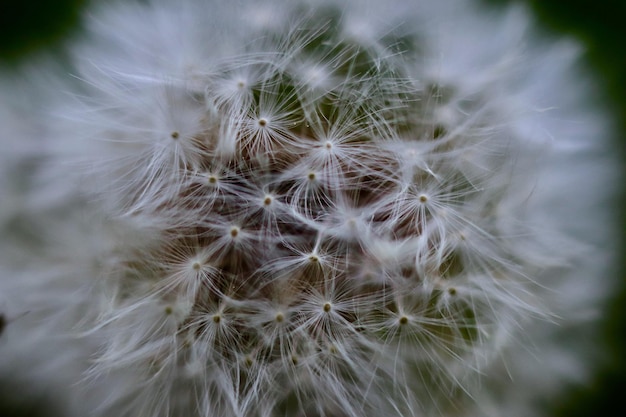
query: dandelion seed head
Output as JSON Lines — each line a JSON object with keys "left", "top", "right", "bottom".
{"left": 0, "top": 1, "right": 618, "bottom": 417}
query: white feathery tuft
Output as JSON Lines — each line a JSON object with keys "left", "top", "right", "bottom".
{"left": 0, "top": 1, "right": 619, "bottom": 417}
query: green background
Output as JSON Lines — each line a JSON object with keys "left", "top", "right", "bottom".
{"left": 1, "top": 0, "right": 624, "bottom": 416}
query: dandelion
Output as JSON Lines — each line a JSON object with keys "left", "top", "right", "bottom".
{"left": 0, "top": 0, "right": 619, "bottom": 417}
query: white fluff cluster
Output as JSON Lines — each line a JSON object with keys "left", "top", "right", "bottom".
{"left": 0, "top": 1, "right": 618, "bottom": 416}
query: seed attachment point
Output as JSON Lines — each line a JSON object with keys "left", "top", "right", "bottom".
{"left": 244, "top": 355, "right": 254, "bottom": 367}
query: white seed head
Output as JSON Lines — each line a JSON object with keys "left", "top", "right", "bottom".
{"left": 0, "top": 1, "right": 619, "bottom": 417}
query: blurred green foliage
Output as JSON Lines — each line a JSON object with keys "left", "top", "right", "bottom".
{"left": 0, "top": 380, "right": 63, "bottom": 417}
{"left": 0, "top": 0, "right": 84, "bottom": 63}
{"left": 0, "top": 0, "right": 624, "bottom": 416}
